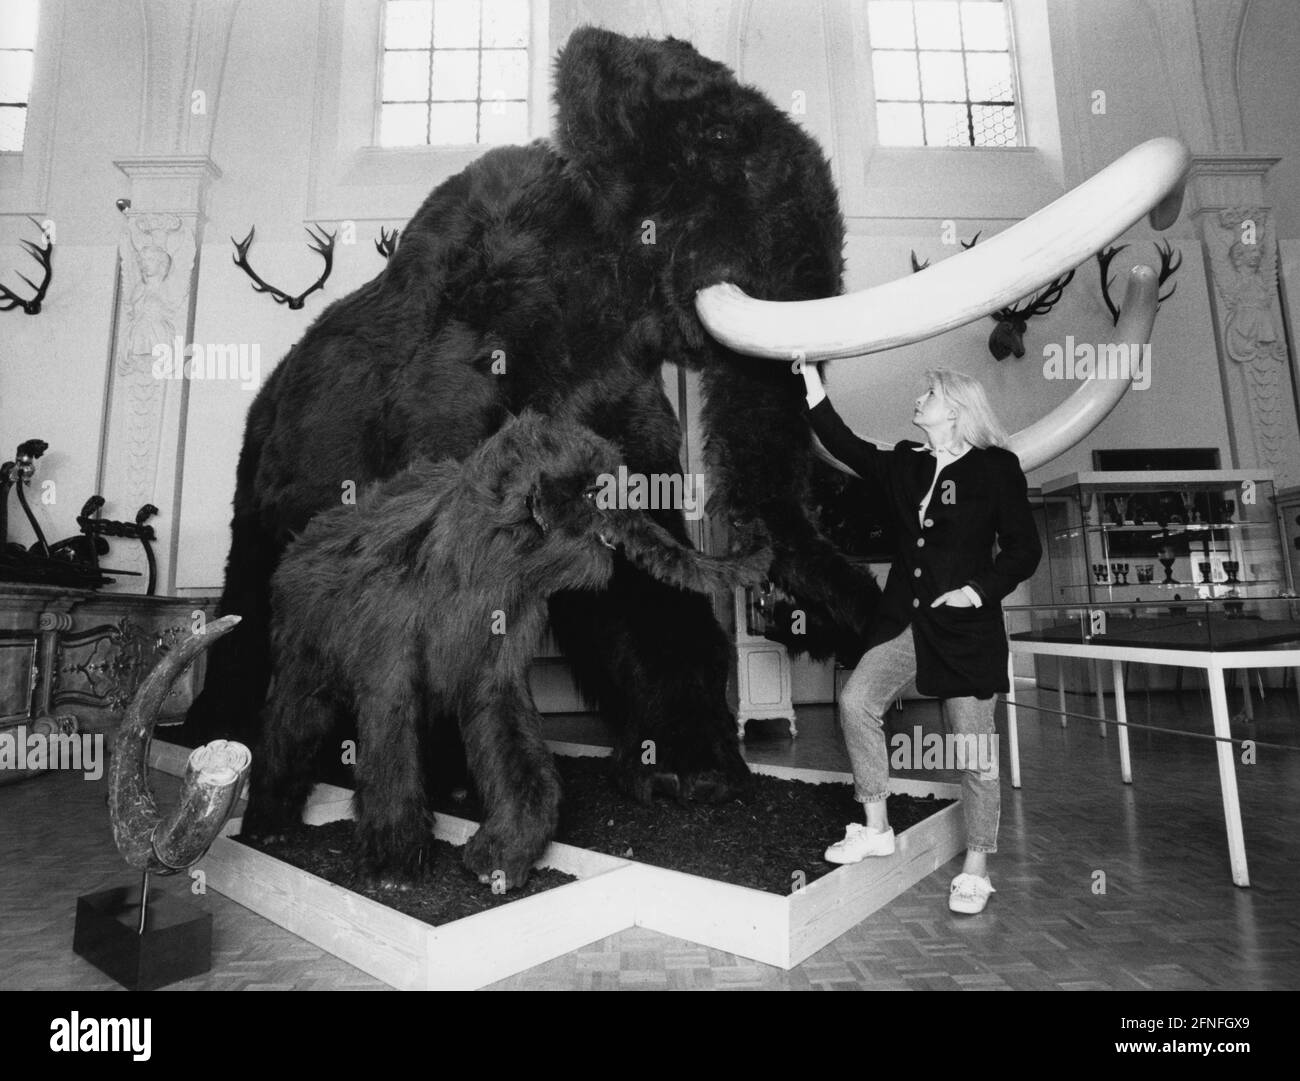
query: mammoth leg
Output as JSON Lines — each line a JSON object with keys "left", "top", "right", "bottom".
{"left": 352, "top": 684, "right": 434, "bottom": 888}
{"left": 550, "top": 561, "right": 750, "bottom": 805}
{"left": 460, "top": 680, "right": 562, "bottom": 891}
{"left": 242, "top": 669, "right": 337, "bottom": 842}
{"left": 184, "top": 508, "right": 279, "bottom": 746}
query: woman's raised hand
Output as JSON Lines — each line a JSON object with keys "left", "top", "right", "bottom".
{"left": 798, "top": 360, "right": 826, "bottom": 406}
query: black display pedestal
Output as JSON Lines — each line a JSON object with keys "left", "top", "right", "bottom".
{"left": 72, "top": 884, "right": 212, "bottom": 990}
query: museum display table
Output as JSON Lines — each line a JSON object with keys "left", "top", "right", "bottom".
{"left": 1002, "top": 600, "right": 1300, "bottom": 886}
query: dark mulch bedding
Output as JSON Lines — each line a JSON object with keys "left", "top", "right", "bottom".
{"left": 235, "top": 823, "right": 577, "bottom": 927}
{"left": 230, "top": 754, "right": 954, "bottom": 920}
{"left": 437, "top": 755, "right": 954, "bottom": 895}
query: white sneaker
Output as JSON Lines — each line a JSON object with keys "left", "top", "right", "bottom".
{"left": 948, "top": 872, "right": 995, "bottom": 914}
{"left": 824, "top": 823, "right": 895, "bottom": 864}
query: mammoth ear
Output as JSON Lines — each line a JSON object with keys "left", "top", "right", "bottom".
{"left": 526, "top": 486, "right": 549, "bottom": 533}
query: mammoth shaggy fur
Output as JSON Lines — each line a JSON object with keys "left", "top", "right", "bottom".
{"left": 187, "top": 26, "right": 879, "bottom": 803}
{"left": 242, "top": 414, "right": 769, "bottom": 887}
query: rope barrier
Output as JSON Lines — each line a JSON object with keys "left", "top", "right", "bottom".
{"left": 1000, "top": 695, "right": 1300, "bottom": 752}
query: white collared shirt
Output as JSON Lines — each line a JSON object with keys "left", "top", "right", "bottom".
{"left": 913, "top": 441, "right": 970, "bottom": 526}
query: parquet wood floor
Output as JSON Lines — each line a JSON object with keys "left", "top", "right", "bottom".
{"left": 2, "top": 685, "right": 1297, "bottom": 990}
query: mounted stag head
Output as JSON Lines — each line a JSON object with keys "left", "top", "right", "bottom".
{"left": 911, "top": 231, "right": 1073, "bottom": 359}
{"left": 232, "top": 224, "right": 336, "bottom": 310}
{"left": 0, "top": 217, "right": 54, "bottom": 315}
{"left": 927, "top": 230, "right": 1077, "bottom": 360}
{"left": 988, "top": 267, "right": 1075, "bottom": 360}
{"left": 1097, "top": 240, "right": 1181, "bottom": 325}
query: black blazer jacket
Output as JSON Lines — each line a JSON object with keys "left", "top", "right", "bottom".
{"left": 808, "top": 397, "right": 1042, "bottom": 698}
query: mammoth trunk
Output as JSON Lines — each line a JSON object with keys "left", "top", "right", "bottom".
{"left": 614, "top": 510, "right": 770, "bottom": 595}
{"left": 700, "top": 359, "right": 880, "bottom": 657}
{"left": 109, "top": 615, "right": 252, "bottom": 873}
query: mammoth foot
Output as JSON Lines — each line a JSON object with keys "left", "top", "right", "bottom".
{"left": 462, "top": 823, "right": 540, "bottom": 892}
{"left": 239, "top": 799, "right": 297, "bottom": 848}
{"left": 356, "top": 841, "right": 435, "bottom": 892}
{"left": 614, "top": 761, "right": 750, "bottom": 806}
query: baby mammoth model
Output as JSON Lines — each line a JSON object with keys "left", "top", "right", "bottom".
{"left": 241, "top": 413, "right": 769, "bottom": 889}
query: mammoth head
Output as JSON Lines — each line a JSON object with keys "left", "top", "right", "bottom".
{"left": 554, "top": 26, "right": 844, "bottom": 304}
{"left": 508, "top": 412, "right": 768, "bottom": 595}
{"left": 509, "top": 414, "right": 623, "bottom": 548}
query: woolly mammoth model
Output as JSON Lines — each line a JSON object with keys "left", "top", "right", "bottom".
{"left": 189, "top": 25, "right": 1189, "bottom": 803}
{"left": 241, "top": 414, "right": 769, "bottom": 888}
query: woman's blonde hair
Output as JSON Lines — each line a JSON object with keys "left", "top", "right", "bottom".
{"left": 925, "top": 368, "right": 1008, "bottom": 450}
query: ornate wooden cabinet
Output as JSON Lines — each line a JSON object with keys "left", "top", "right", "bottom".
{"left": 0, "top": 585, "right": 220, "bottom": 741}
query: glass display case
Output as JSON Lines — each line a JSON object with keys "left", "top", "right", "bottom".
{"left": 1041, "top": 471, "right": 1293, "bottom": 606}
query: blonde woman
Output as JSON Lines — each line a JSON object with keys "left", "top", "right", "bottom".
{"left": 801, "top": 364, "right": 1041, "bottom": 914}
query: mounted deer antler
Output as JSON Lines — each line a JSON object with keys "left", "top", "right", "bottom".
{"left": 988, "top": 267, "right": 1075, "bottom": 360}
{"left": 232, "top": 224, "right": 335, "bottom": 310}
{"left": 0, "top": 217, "right": 54, "bottom": 315}
{"left": 910, "top": 230, "right": 1069, "bottom": 359}
{"left": 1097, "top": 241, "right": 1181, "bottom": 325}
{"left": 909, "top": 231, "right": 981, "bottom": 274}
{"left": 375, "top": 227, "right": 400, "bottom": 260}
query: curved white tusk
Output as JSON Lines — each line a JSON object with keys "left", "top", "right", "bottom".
{"left": 810, "top": 431, "right": 864, "bottom": 479}
{"left": 696, "top": 137, "right": 1189, "bottom": 361}
{"left": 807, "top": 267, "right": 1159, "bottom": 480}
{"left": 1006, "top": 264, "right": 1159, "bottom": 472}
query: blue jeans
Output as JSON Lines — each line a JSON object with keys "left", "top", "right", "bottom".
{"left": 839, "top": 624, "right": 1001, "bottom": 853}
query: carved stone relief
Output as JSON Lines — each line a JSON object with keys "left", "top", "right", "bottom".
{"left": 1203, "top": 207, "right": 1292, "bottom": 475}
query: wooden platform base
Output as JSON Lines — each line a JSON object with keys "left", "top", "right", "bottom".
{"left": 149, "top": 740, "right": 963, "bottom": 989}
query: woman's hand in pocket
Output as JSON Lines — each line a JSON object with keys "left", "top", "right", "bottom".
{"left": 931, "top": 589, "right": 974, "bottom": 608}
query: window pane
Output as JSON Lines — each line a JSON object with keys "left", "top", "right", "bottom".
{"left": 961, "top": 1, "right": 1008, "bottom": 51}
{"left": 431, "top": 49, "right": 478, "bottom": 99}
{"left": 914, "top": 1, "right": 961, "bottom": 49}
{"left": 430, "top": 100, "right": 477, "bottom": 142}
{"left": 0, "top": 49, "right": 33, "bottom": 101}
{"left": 480, "top": 48, "right": 527, "bottom": 100}
{"left": 380, "top": 102, "right": 429, "bottom": 145}
{"left": 481, "top": 0, "right": 528, "bottom": 48}
{"left": 867, "top": 1, "right": 915, "bottom": 49}
{"left": 382, "top": 50, "right": 430, "bottom": 101}
{"left": 876, "top": 101, "right": 924, "bottom": 146}
{"left": 0, "top": 0, "right": 39, "bottom": 50}
{"left": 924, "top": 101, "right": 969, "bottom": 145}
{"left": 479, "top": 100, "right": 527, "bottom": 143}
{"left": 918, "top": 50, "right": 964, "bottom": 99}
{"left": 965, "top": 52, "right": 1012, "bottom": 99}
{"left": 0, "top": 104, "right": 26, "bottom": 150}
{"left": 871, "top": 50, "right": 919, "bottom": 101}
{"left": 972, "top": 103, "right": 1017, "bottom": 146}
{"left": 385, "top": 0, "right": 432, "bottom": 48}
{"left": 433, "top": 0, "right": 481, "bottom": 48}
